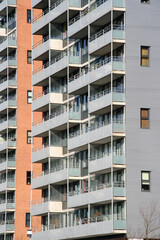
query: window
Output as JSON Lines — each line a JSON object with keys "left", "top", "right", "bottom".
{"left": 26, "top": 213, "right": 30, "bottom": 227}
{"left": 140, "top": 108, "right": 150, "bottom": 129}
{"left": 141, "top": 171, "right": 150, "bottom": 191}
{"left": 141, "top": 0, "right": 150, "bottom": 3}
{"left": 27, "top": 50, "right": 32, "bottom": 64}
{"left": 141, "top": 46, "right": 150, "bottom": 66}
{"left": 27, "top": 90, "right": 32, "bottom": 104}
{"left": 27, "top": 130, "right": 32, "bottom": 144}
{"left": 26, "top": 171, "right": 31, "bottom": 185}
{"left": 27, "top": 10, "right": 31, "bottom": 23}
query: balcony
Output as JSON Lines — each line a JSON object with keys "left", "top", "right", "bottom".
{"left": 0, "top": 220, "right": 15, "bottom": 233}
{"left": 31, "top": 199, "right": 66, "bottom": 216}
{"left": 68, "top": 0, "right": 112, "bottom": 38}
{"left": 32, "top": 52, "right": 68, "bottom": 86}
{"left": 113, "top": 121, "right": 125, "bottom": 135}
{"left": 0, "top": 200, "right": 15, "bottom": 213}
{"left": 68, "top": 183, "right": 112, "bottom": 208}
{"left": 89, "top": 25, "right": 125, "bottom": 54}
{"left": 113, "top": 182, "right": 125, "bottom": 197}
{"left": 68, "top": 181, "right": 125, "bottom": 208}
{"left": 0, "top": 157, "right": 16, "bottom": 172}
{"left": 0, "top": 178, "right": 15, "bottom": 192}
{"left": 68, "top": 128, "right": 89, "bottom": 151}
{"left": 32, "top": 167, "right": 67, "bottom": 189}
{"left": 33, "top": 37, "right": 65, "bottom": 60}
{"left": 32, "top": 215, "right": 125, "bottom": 240}
{"left": 0, "top": 98, "right": 17, "bottom": 112}
{"left": 68, "top": 71, "right": 89, "bottom": 94}
{"left": 113, "top": 152, "right": 125, "bottom": 165}
{"left": 68, "top": 120, "right": 114, "bottom": 151}
{"left": 32, "top": 0, "right": 67, "bottom": 35}
{"left": 89, "top": 153, "right": 111, "bottom": 173}
{"left": 113, "top": 0, "right": 125, "bottom": 8}
{"left": 0, "top": 77, "right": 17, "bottom": 93}
{"left": 89, "top": 89, "right": 111, "bottom": 114}
{"left": 32, "top": 144, "right": 64, "bottom": 163}
{"left": 32, "top": 109, "right": 67, "bottom": 137}
{"left": 0, "top": 118, "right": 16, "bottom": 132}
{"left": 32, "top": 91, "right": 64, "bottom": 112}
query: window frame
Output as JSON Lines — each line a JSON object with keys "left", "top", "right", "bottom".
{"left": 26, "top": 213, "right": 30, "bottom": 227}
{"left": 27, "top": 50, "right": 32, "bottom": 64}
{"left": 26, "top": 171, "right": 31, "bottom": 185}
{"left": 27, "top": 9, "right": 31, "bottom": 23}
{"left": 27, "top": 90, "right": 32, "bottom": 104}
{"left": 140, "top": 46, "right": 150, "bottom": 67}
{"left": 27, "top": 130, "right": 32, "bottom": 144}
{"left": 141, "top": 171, "right": 150, "bottom": 192}
{"left": 140, "top": 108, "right": 150, "bottom": 129}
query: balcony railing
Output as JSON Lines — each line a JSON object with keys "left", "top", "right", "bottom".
{"left": 90, "top": 152, "right": 111, "bottom": 161}
{"left": 32, "top": 50, "right": 67, "bottom": 75}
{"left": 32, "top": 106, "right": 67, "bottom": 126}
{"left": 33, "top": 89, "right": 49, "bottom": 101}
{"left": 90, "top": 88, "right": 111, "bottom": 101}
{"left": 69, "top": 119, "right": 113, "bottom": 139}
{"left": 32, "top": 142, "right": 49, "bottom": 152}
{"left": 90, "top": 24, "right": 124, "bottom": 42}
{"left": 32, "top": 214, "right": 125, "bottom": 233}
{"left": 90, "top": 88, "right": 124, "bottom": 102}
{"left": 32, "top": 0, "right": 65, "bottom": 23}
{"left": 32, "top": 164, "right": 67, "bottom": 179}
{"left": 69, "top": 0, "right": 107, "bottom": 26}
{"left": 32, "top": 35, "right": 49, "bottom": 49}
{"left": 69, "top": 55, "right": 124, "bottom": 84}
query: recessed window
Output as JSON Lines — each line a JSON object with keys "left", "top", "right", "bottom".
{"left": 27, "top": 90, "right": 32, "bottom": 104}
{"left": 26, "top": 171, "right": 31, "bottom": 185}
{"left": 140, "top": 108, "right": 150, "bottom": 129}
{"left": 27, "top": 10, "right": 31, "bottom": 23}
{"left": 26, "top": 213, "right": 30, "bottom": 227}
{"left": 27, "top": 50, "right": 32, "bottom": 64}
{"left": 141, "top": 0, "right": 150, "bottom": 3}
{"left": 27, "top": 130, "right": 32, "bottom": 144}
{"left": 141, "top": 46, "right": 150, "bottom": 66}
{"left": 141, "top": 171, "right": 150, "bottom": 191}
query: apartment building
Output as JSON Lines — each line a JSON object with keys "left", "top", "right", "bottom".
{"left": 0, "top": 0, "right": 32, "bottom": 240}
{"left": 31, "top": 0, "right": 160, "bottom": 239}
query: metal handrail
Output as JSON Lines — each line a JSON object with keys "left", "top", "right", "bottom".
{"left": 90, "top": 24, "right": 124, "bottom": 42}
{"left": 32, "top": 89, "right": 49, "bottom": 101}
{"left": 90, "top": 88, "right": 124, "bottom": 101}
{"left": 90, "top": 88, "right": 111, "bottom": 101}
{"left": 32, "top": 214, "right": 126, "bottom": 233}
{"left": 32, "top": 35, "right": 49, "bottom": 49}
{"left": 69, "top": 118, "right": 124, "bottom": 139}
{"left": 69, "top": 0, "right": 108, "bottom": 26}
{"left": 32, "top": 106, "right": 67, "bottom": 126}
{"left": 32, "top": 0, "right": 65, "bottom": 23}
{"left": 69, "top": 55, "right": 124, "bottom": 84}
{"left": 32, "top": 142, "right": 49, "bottom": 152}
{"left": 32, "top": 50, "right": 67, "bottom": 75}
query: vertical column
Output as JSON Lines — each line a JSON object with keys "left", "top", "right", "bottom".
{"left": 66, "top": 1, "right": 70, "bottom": 229}
{"left": 111, "top": 0, "right": 114, "bottom": 232}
